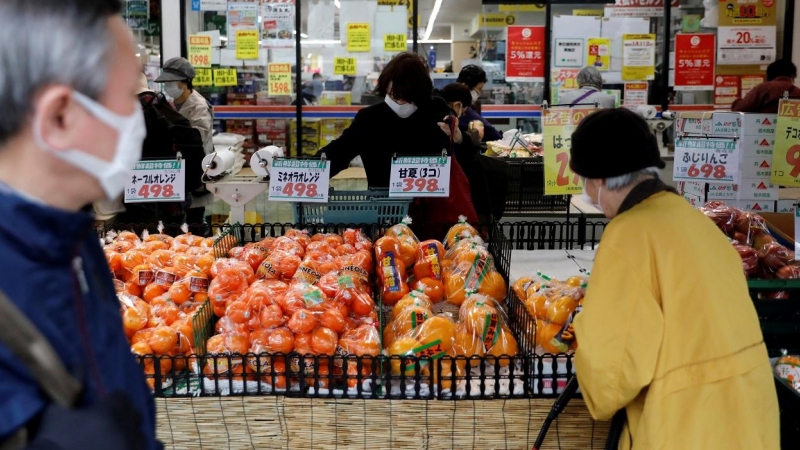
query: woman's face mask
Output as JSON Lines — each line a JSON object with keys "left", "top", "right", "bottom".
{"left": 164, "top": 82, "right": 185, "bottom": 100}
{"left": 580, "top": 178, "right": 604, "bottom": 214}
{"left": 385, "top": 95, "right": 417, "bottom": 118}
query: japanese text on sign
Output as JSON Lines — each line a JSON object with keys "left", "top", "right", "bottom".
{"left": 587, "top": 38, "right": 610, "bottom": 71}
{"left": 194, "top": 68, "right": 213, "bottom": 87}
{"left": 268, "top": 63, "right": 292, "bottom": 97}
{"left": 506, "top": 26, "right": 545, "bottom": 82}
{"left": 236, "top": 30, "right": 259, "bottom": 59}
{"left": 717, "top": 26, "right": 776, "bottom": 65}
{"left": 389, "top": 156, "right": 451, "bottom": 198}
{"left": 674, "top": 34, "right": 715, "bottom": 90}
{"left": 622, "top": 34, "right": 656, "bottom": 81}
{"left": 269, "top": 159, "right": 330, "bottom": 203}
{"left": 384, "top": 34, "right": 407, "bottom": 52}
{"left": 188, "top": 34, "right": 212, "bottom": 68}
{"left": 347, "top": 23, "right": 371, "bottom": 52}
{"left": 124, "top": 160, "right": 186, "bottom": 204}
{"left": 260, "top": 0, "right": 295, "bottom": 49}
{"left": 542, "top": 108, "right": 596, "bottom": 195}
{"left": 673, "top": 138, "right": 740, "bottom": 184}
{"left": 771, "top": 99, "right": 800, "bottom": 187}
{"left": 333, "top": 57, "right": 357, "bottom": 76}
{"left": 213, "top": 68, "right": 238, "bottom": 87}
{"left": 554, "top": 39, "right": 584, "bottom": 68}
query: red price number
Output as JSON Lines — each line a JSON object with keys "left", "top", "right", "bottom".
{"left": 401, "top": 178, "right": 440, "bottom": 192}
{"left": 270, "top": 82, "right": 290, "bottom": 94}
{"left": 687, "top": 164, "right": 727, "bottom": 179}
{"left": 785, "top": 144, "right": 800, "bottom": 178}
{"left": 190, "top": 54, "right": 210, "bottom": 67}
{"left": 137, "top": 184, "right": 175, "bottom": 198}
{"left": 555, "top": 152, "right": 580, "bottom": 187}
{"left": 735, "top": 31, "right": 752, "bottom": 44}
{"left": 281, "top": 182, "right": 319, "bottom": 198}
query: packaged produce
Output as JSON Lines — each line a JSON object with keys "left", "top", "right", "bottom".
{"left": 444, "top": 216, "right": 479, "bottom": 249}
{"left": 774, "top": 350, "right": 800, "bottom": 392}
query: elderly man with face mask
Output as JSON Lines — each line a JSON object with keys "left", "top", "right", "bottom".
{"left": 0, "top": 1, "right": 160, "bottom": 449}
{"left": 569, "top": 108, "right": 779, "bottom": 450}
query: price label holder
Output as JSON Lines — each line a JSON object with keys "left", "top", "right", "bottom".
{"left": 268, "top": 157, "right": 330, "bottom": 203}
{"left": 388, "top": 153, "right": 451, "bottom": 198}
{"left": 673, "top": 135, "right": 740, "bottom": 184}
{"left": 124, "top": 159, "right": 186, "bottom": 203}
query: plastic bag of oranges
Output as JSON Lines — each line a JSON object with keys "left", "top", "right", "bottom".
{"left": 516, "top": 272, "right": 586, "bottom": 355}
{"left": 375, "top": 241, "right": 410, "bottom": 306}
{"left": 443, "top": 250, "right": 506, "bottom": 306}
{"left": 444, "top": 215, "right": 479, "bottom": 249}
{"left": 457, "top": 294, "right": 518, "bottom": 366}
{"left": 385, "top": 217, "right": 420, "bottom": 268}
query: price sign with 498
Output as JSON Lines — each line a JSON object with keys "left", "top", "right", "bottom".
{"left": 268, "top": 159, "right": 331, "bottom": 203}
{"left": 673, "top": 138, "right": 740, "bottom": 184}
{"left": 389, "top": 156, "right": 451, "bottom": 198}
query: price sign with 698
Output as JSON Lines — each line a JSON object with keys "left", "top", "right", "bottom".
{"left": 124, "top": 160, "right": 186, "bottom": 203}
{"left": 673, "top": 138, "right": 740, "bottom": 184}
{"left": 389, "top": 156, "right": 451, "bottom": 198}
{"left": 268, "top": 159, "right": 330, "bottom": 203}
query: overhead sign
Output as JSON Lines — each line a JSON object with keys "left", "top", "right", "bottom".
{"left": 771, "top": 100, "right": 800, "bottom": 187}
{"left": 389, "top": 157, "right": 451, "bottom": 198}
{"left": 226, "top": 2, "right": 259, "bottom": 49}
{"left": 587, "top": 38, "right": 611, "bottom": 71}
{"left": 607, "top": 0, "right": 680, "bottom": 17}
{"left": 554, "top": 39, "right": 584, "bottom": 68}
{"left": 505, "top": 26, "right": 545, "bottom": 82}
{"left": 674, "top": 34, "right": 715, "bottom": 91}
{"left": 124, "top": 160, "right": 186, "bottom": 204}
{"left": 622, "top": 34, "right": 656, "bottom": 81}
{"left": 717, "top": 26, "right": 776, "bottom": 65}
{"left": 347, "top": 23, "right": 371, "bottom": 52}
{"left": 718, "top": 0, "right": 776, "bottom": 27}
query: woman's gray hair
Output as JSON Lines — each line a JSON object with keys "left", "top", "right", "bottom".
{"left": 577, "top": 67, "right": 604, "bottom": 89}
{"left": 605, "top": 167, "right": 662, "bottom": 190}
{"left": 0, "top": 0, "right": 122, "bottom": 147}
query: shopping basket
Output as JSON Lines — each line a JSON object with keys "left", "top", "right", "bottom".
{"left": 293, "top": 188, "right": 412, "bottom": 225}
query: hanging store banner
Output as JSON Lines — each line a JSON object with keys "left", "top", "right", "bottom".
{"left": 771, "top": 99, "right": 800, "bottom": 187}
{"left": 606, "top": 0, "right": 680, "bottom": 18}
{"left": 188, "top": 34, "right": 212, "bottom": 68}
{"left": 226, "top": 2, "right": 259, "bottom": 49}
{"left": 714, "top": 75, "right": 740, "bottom": 108}
{"left": 260, "top": 0, "right": 295, "bottom": 49}
{"left": 347, "top": 23, "right": 371, "bottom": 52}
{"left": 505, "top": 26, "right": 545, "bottom": 82}
{"left": 542, "top": 108, "right": 596, "bottom": 195}
{"left": 622, "top": 34, "right": 656, "bottom": 81}
{"left": 717, "top": 0, "right": 776, "bottom": 65}
{"left": 587, "top": 38, "right": 611, "bottom": 71}
{"left": 674, "top": 34, "right": 715, "bottom": 91}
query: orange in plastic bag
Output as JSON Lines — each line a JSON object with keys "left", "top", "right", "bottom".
{"left": 411, "top": 277, "right": 445, "bottom": 303}
{"left": 414, "top": 240, "right": 445, "bottom": 281}
{"left": 445, "top": 216, "right": 479, "bottom": 249}
{"left": 377, "top": 254, "right": 409, "bottom": 306}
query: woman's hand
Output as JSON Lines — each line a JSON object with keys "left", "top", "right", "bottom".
{"left": 438, "top": 116, "right": 463, "bottom": 144}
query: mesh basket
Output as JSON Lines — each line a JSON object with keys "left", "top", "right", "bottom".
{"left": 502, "top": 158, "right": 571, "bottom": 216}
{"left": 293, "top": 188, "right": 412, "bottom": 225}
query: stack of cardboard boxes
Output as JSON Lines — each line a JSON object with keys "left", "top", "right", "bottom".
{"left": 319, "top": 119, "right": 352, "bottom": 148}
{"left": 289, "top": 119, "right": 320, "bottom": 156}
{"left": 256, "top": 119, "right": 288, "bottom": 148}
{"left": 676, "top": 112, "right": 786, "bottom": 213}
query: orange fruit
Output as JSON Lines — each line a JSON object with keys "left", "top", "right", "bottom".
{"left": 391, "top": 305, "right": 432, "bottom": 337}
{"left": 444, "top": 274, "right": 467, "bottom": 306}
{"left": 122, "top": 301, "right": 149, "bottom": 333}
{"left": 311, "top": 327, "right": 338, "bottom": 356}
{"left": 512, "top": 277, "right": 532, "bottom": 301}
{"left": 525, "top": 294, "right": 549, "bottom": 320}
{"left": 452, "top": 323, "right": 484, "bottom": 369}
{"left": 147, "top": 326, "right": 178, "bottom": 355}
{"left": 462, "top": 301, "right": 500, "bottom": 338}
{"left": 478, "top": 271, "right": 507, "bottom": 303}
{"left": 319, "top": 308, "right": 346, "bottom": 333}
{"left": 445, "top": 222, "right": 478, "bottom": 248}
{"left": 382, "top": 325, "right": 397, "bottom": 349}
{"left": 392, "top": 293, "right": 433, "bottom": 319}
{"left": 267, "top": 327, "right": 296, "bottom": 354}
{"left": 389, "top": 336, "right": 421, "bottom": 375}
{"left": 546, "top": 296, "right": 578, "bottom": 326}
{"left": 287, "top": 309, "right": 319, "bottom": 335}
{"left": 293, "top": 332, "right": 314, "bottom": 355}
{"left": 414, "top": 240, "right": 446, "bottom": 281}
{"left": 414, "top": 315, "right": 456, "bottom": 353}
{"left": 124, "top": 279, "right": 142, "bottom": 297}
{"left": 412, "top": 278, "right": 445, "bottom": 303}
{"left": 167, "top": 281, "right": 191, "bottom": 305}
{"left": 143, "top": 284, "right": 166, "bottom": 303}
{"left": 486, "top": 327, "right": 519, "bottom": 367}
{"left": 259, "top": 304, "right": 285, "bottom": 329}
{"left": 538, "top": 322, "right": 570, "bottom": 354}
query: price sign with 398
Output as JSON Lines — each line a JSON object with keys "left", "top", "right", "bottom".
{"left": 673, "top": 138, "right": 740, "bottom": 184}
{"left": 268, "top": 159, "right": 330, "bottom": 203}
{"left": 389, "top": 156, "right": 451, "bottom": 198}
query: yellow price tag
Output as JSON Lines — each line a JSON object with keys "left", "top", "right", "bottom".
{"left": 213, "top": 68, "right": 238, "bottom": 87}
{"left": 236, "top": 30, "right": 259, "bottom": 60}
{"left": 268, "top": 63, "right": 292, "bottom": 97}
{"left": 347, "top": 23, "right": 371, "bottom": 52}
{"left": 194, "top": 68, "right": 213, "bottom": 87}
{"left": 333, "top": 57, "right": 357, "bottom": 76}
{"left": 188, "top": 35, "right": 212, "bottom": 68}
{"left": 772, "top": 99, "right": 800, "bottom": 186}
{"left": 587, "top": 38, "right": 611, "bottom": 72}
{"left": 543, "top": 108, "right": 596, "bottom": 195}
{"left": 622, "top": 34, "right": 656, "bottom": 81}
{"left": 383, "top": 33, "right": 407, "bottom": 52}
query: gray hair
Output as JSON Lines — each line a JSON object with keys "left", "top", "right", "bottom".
{"left": 0, "top": 0, "right": 122, "bottom": 147}
{"left": 577, "top": 67, "right": 604, "bottom": 89}
{"left": 605, "top": 167, "right": 661, "bottom": 190}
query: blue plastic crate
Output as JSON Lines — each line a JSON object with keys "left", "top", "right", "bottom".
{"left": 293, "top": 188, "right": 412, "bottom": 225}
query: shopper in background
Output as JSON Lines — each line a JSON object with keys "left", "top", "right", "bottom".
{"left": 569, "top": 108, "right": 779, "bottom": 449}
{"left": 558, "top": 66, "right": 616, "bottom": 109}
{"left": 318, "top": 52, "right": 478, "bottom": 232}
{"left": 155, "top": 57, "right": 214, "bottom": 229}
{"left": 732, "top": 59, "right": 800, "bottom": 113}
{"left": 0, "top": 0, "right": 159, "bottom": 448}
{"left": 456, "top": 65, "right": 502, "bottom": 142}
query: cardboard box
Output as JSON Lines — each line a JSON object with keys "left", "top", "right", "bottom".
{"left": 319, "top": 91, "right": 352, "bottom": 106}
{"left": 226, "top": 93, "right": 256, "bottom": 106}
{"left": 729, "top": 200, "right": 776, "bottom": 213}
{"left": 707, "top": 183, "right": 737, "bottom": 200}
{"left": 683, "top": 192, "right": 703, "bottom": 207}
{"left": 760, "top": 212, "right": 794, "bottom": 245}
{"left": 776, "top": 200, "right": 797, "bottom": 214}
{"left": 740, "top": 156, "right": 773, "bottom": 179}
{"left": 737, "top": 178, "right": 779, "bottom": 201}
{"left": 679, "top": 181, "right": 705, "bottom": 197}
{"left": 677, "top": 112, "right": 777, "bottom": 136}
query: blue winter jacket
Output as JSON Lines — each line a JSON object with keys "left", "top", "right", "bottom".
{"left": 458, "top": 107, "right": 503, "bottom": 142}
{"left": 0, "top": 186, "right": 158, "bottom": 448}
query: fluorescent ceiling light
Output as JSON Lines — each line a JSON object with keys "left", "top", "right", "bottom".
{"left": 334, "top": 0, "right": 341, "bottom": 8}
{"left": 423, "top": 0, "right": 443, "bottom": 41}
{"left": 301, "top": 39, "right": 341, "bottom": 45}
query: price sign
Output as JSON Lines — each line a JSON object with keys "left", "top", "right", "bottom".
{"left": 194, "top": 68, "right": 213, "bottom": 87}
{"left": 384, "top": 33, "right": 407, "bottom": 52}
{"left": 124, "top": 160, "right": 186, "bottom": 204}
{"left": 213, "top": 68, "right": 238, "bottom": 87}
{"left": 717, "top": 26, "right": 776, "bottom": 65}
{"left": 388, "top": 156, "right": 451, "bottom": 198}
{"left": 268, "top": 159, "right": 330, "bottom": 203}
{"left": 347, "top": 23, "right": 371, "bottom": 52}
{"left": 771, "top": 99, "right": 800, "bottom": 187}
{"left": 268, "top": 63, "right": 292, "bottom": 97}
{"left": 188, "top": 34, "right": 212, "bottom": 68}
{"left": 236, "top": 30, "right": 259, "bottom": 59}
{"left": 333, "top": 57, "right": 357, "bottom": 76}
{"left": 673, "top": 138, "right": 740, "bottom": 184}
{"left": 542, "top": 108, "right": 595, "bottom": 195}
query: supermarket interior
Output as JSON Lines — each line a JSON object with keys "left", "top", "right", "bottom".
{"left": 5, "top": 0, "right": 800, "bottom": 449}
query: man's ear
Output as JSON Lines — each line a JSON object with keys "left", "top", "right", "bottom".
{"left": 34, "top": 85, "right": 84, "bottom": 151}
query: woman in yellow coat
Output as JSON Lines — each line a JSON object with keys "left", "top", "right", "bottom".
{"left": 569, "top": 109, "right": 780, "bottom": 449}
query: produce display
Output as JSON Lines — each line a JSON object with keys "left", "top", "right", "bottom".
{"left": 774, "top": 350, "right": 800, "bottom": 393}
{"left": 700, "top": 202, "right": 799, "bottom": 289}
{"left": 486, "top": 131, "right": 543, "bottom": 158}
{"left": 513, "top": 272, "right": 587, "bottom": 355}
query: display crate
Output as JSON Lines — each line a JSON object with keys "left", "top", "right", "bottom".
{"left": 500, "top": 157, "right": 571, "bottom": 217}
{"left": 775, "top": 373, "right": 800, "bottom": 446}
{"left": 293, "top": 188, "right": 412, "bottom": 225}
{"left": 500, "top": 220, "right": 607, "bottom": 250}
{"left": 747, "top": 280, "right": 800, "bottom": 356}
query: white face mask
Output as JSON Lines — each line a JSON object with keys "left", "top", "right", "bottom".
{"left": 164, "top": 82, "right": 184, "bottom": 100}
{"left": 385, "top": 95, "right": 417, "bottom": 118}
{"left": 471, "top": 90, "right": 479, "bottom": 103}
{"left": 581, "top": 181, "right": 604, "bottom": 214}
{"left": 35, "top": 91, "right": 146, "bottom": 200}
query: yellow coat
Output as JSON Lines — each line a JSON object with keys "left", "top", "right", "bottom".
{"left": 573, "top": 191, "right": 780, "bottom": 450}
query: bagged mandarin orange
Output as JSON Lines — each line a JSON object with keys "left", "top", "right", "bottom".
{"left": 258, "top": 251, "right": 302, "bottom": 280}
{"left": 337, "top": 324, "right": 381, "bottom": 388}
{"left": 385, "top": 217, "right": 420, "bottom": 268}
{"left": 377, "top": 255, "right": 409, "bottom": 306}
{"left": 445, "top": 216, "right": 479, "bottom": 249}
{"left": 411, "top": 277, "right": 445, "bottom": 303}
{"left": 414, "top": 240, "right": 445, "bottom": 281}
{"left": 343, "top": 228, "right": 372, "bottom": 252}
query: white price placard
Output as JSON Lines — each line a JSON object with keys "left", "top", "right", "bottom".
{"left": 673, "top": 138, "right": 740, "bottom": 184}
{"left": 268, "top": 159, "right": 330, "bottom": 203}
{"left": 389, "top": 156, "right": 451, "bottom": 198}
{"left": 717, "top": 26, "right": 776, "bottom": 65}
{"left": 124, "top": 160, "right": 186, "bottom": 203}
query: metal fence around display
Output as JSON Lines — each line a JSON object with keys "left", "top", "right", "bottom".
{"left": 500, "top": 220, "right": 607, "bottom": 251}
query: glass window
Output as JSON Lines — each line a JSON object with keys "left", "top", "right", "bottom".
{"left": 123, "top": 0, "right": 163, "bottom": 90}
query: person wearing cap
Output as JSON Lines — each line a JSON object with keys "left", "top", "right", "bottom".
{"left": 155, "top": 57, "right": 215, "bottom": 227}
{"left": 569, "top": 108, "right": 779, "bottom": 450}
{"left": 557, "top": 66, "right": 615, "bottom": 109}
